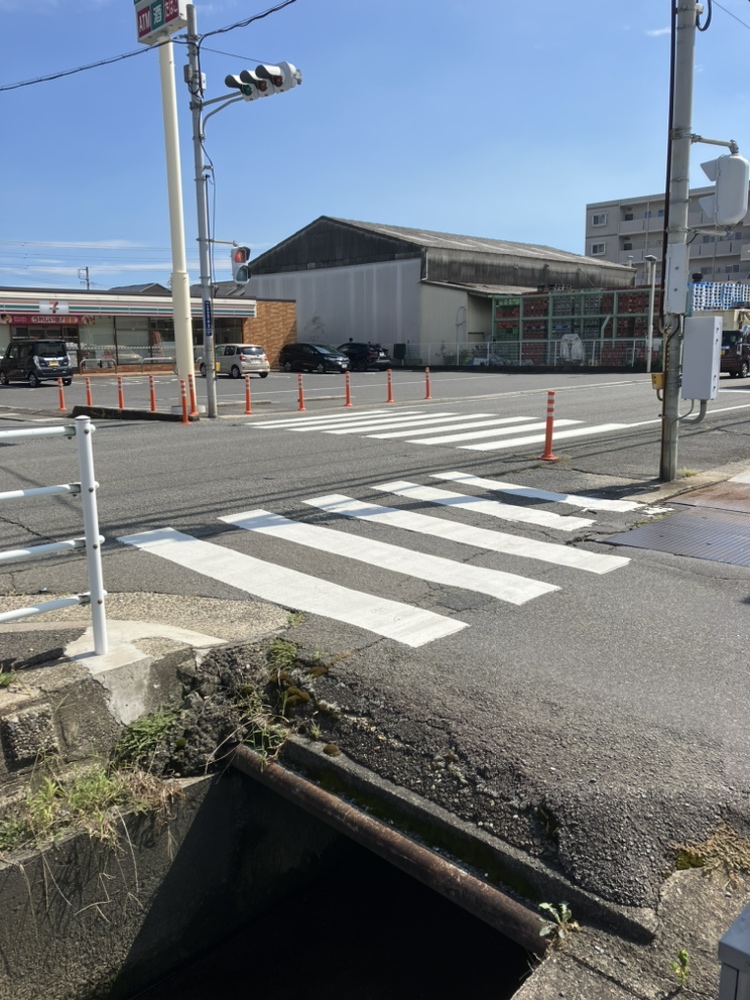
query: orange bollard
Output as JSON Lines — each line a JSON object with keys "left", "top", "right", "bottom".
{"left": 188, "top": 373, "right": 198, "bottom": 417}
{"left": 386, "top": 368, "right": 394, "bottom": 404}
{"left": 180, "top": 379, "right": 190, "bottom": 425}
{"left": 344, "top": 370, "right": 353, "bottom": 408}
{"left": 297, "top": 373, "right": 306, "bottom": 412}
{"left": 538, "top": 390, "right": 559, "bottom": 462}
{"left": 425, "top": 367, "right": 432, "bottom": 401}
{"left": 117, "top": 375, "right": 125, "bottom": 410}
{"left": 84, "top": 376, "right": 93, "bottom": 408}
{"left": 244, "top": 374, "right": 253, "bottom": 415}
{"left": 149, "top": 374, "right": 157, "bottom": 413}
{"left": 57, "top": 378, "right": 66, "bottom": 413}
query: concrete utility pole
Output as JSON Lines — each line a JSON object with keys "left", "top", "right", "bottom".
{"left": 660, "top": 0, "right": 698, "bottom": 482}
{"left": 157, "top": 38, "right": 194, "bottom": 387}
{"left": 186, "top": 5, "right": 218, "bottom": 419}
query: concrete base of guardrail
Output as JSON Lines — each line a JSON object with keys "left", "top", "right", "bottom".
{"left": 70, "top": 405, "right": 199, "bottom": 422}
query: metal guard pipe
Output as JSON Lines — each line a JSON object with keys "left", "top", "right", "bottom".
{"left": 231, "top": 745, "right": 547, "bottom": 956}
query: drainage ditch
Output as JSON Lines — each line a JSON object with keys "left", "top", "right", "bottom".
{"left": 130, "top": 839, "right": 531, "bottom": 1000}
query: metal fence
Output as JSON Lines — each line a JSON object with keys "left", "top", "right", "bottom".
{"left": 395, "top": 338, "right": 663, "bottom": 369}
{"left": 0, "top": 415, "right": 108, "bottom": 655}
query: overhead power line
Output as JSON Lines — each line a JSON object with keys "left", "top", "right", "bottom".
{"left": 0, "top": 0, "right": 299, "bottom": 93}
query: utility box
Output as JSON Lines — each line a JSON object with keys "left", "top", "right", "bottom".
{"left": 682, "top": 314, "right": 722, "bottom": 400}
{"left": 718, "top": 902, "right": 750, "bottom": 999}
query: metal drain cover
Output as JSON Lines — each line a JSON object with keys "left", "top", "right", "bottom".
{"left": 674, "top": 481, "right": 750, "bottom": 514}
{"left": 608, "top": 506, "right": 750, "bottom": 567}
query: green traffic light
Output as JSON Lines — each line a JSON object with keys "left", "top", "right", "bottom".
{"left": 240, "top": 84, "right": 253, "bottom": 96}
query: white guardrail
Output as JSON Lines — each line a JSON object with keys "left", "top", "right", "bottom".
{"left": 0, "top": 415, "right": 108, "bottom": 655}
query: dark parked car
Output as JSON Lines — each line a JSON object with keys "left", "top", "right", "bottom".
{"left": 279, "top": 343, "right": 350, "bottom": 373}
{"left": 0, "top": 339, "right": 73, "bottom": 387}
{"left": 721, "top": 329, "right": 750, "bottom": 378}
{"left": 337, "top": 341, "right": 392, "bottom": 371}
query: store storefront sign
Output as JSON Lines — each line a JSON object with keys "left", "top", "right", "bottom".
{"left": 0, "top": 314, "right": 92, "bottom": 325}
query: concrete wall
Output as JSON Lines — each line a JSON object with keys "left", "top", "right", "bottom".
{"left": 247, "top": 258, "right": 422, "bottom": 354}
{"left": 421, "top": 285, "right": 492, "bottom": 357}
{"left": 0, "top": 771, "right": 341, "bottom": 1000}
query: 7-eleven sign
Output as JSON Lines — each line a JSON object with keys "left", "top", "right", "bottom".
{"left": 39, "top": 300, "right": 69, "bottom": 315}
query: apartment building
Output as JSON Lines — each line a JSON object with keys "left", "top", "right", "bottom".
{"left": 585, "top": 186, "right": 750, "bottom": 285}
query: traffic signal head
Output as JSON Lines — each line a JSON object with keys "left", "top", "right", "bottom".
{"left": 699, "top": 153, "right": 750, "bottom": 228}
{"left": 226, "top": 62, "right": 302, "bottom": 100}
{"left": 255, "top": 62, "right": 302, "bottom": 92}
{"left": 232, "top": 246, "right": 251, "bottom": 284}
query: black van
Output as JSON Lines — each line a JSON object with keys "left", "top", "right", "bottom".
{"left": 0, "top": 339, "right": 73, "bottom": 387}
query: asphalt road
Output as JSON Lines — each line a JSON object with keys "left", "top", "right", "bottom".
{"left": 2, "top": 370, "right": 750, "bottom": 914}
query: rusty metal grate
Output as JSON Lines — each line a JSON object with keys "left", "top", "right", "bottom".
{"left": 608, "top": 506, "right": 750, "bottom": 567}
{"left": 674, "top": 481, "right": 750, "bottom": 514}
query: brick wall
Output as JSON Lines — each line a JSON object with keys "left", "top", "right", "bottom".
{"left": 242, "top": 299, "right": 297, "bottom": 368}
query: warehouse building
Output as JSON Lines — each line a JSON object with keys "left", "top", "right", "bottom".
{"left": 245, "top": 216, "right": 635, "bottom": 364}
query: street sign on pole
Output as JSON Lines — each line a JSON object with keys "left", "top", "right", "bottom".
{"left": 135, "top": 0, "right": 188, "bottom": 46}
{"left": 203, "top": 297, "right": 212, "bottom": 337}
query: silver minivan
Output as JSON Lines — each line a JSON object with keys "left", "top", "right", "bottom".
{"left": 198, "top": 343, "right": 270, "bottom": 379}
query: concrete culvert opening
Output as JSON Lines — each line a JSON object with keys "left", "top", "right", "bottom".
{"left": 132, "top": 837, "right": 532, "bottom": 1000}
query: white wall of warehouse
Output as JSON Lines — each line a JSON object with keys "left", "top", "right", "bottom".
{"left": 247, "top": 258, "right": 422, "bottom": 351}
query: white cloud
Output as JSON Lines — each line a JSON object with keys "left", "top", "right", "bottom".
{"left": 645, "top": 27, "right": 671, "bottom": 38}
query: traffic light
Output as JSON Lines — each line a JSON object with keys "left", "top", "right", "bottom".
{"left": 231, "top": 246, "right": 251, "bottom": 284}
{"left": 699, "top": 153, "right": 750, "bottom": 228}
{"left": 225, "top": 62, "right": 302, "bottom": 101}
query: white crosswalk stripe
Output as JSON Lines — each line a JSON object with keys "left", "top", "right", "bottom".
{"left": 120, "top": 527, "right": 466, "bottom": 647}
{"left": 431, "top": 472, "right": 642, "bottom": 512}
{"left": 220, "top": 510, "right": 559, "bottom": 605}
{"left": 120, "top": 471, "right": 639, "bottom": 648}
{"left": 458, "top": 423, "right": 628, "bottom": 452}
{"left": 303, "top": 494, "right": 630, "bottom": 574}
{"left": 250, "top": 409, "right": 630, "bottom": 452}
{"left": 373, "top": 480, "right": 595, "bottom": 531}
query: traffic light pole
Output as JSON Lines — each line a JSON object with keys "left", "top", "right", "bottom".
{"left": 660, "top": 0, "right": 700, "bottom": 481}
{"left": 186, "top": 4, "right": 218, "bottom": 419}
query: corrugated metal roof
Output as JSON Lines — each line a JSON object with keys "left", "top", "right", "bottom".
{"left": 421, "top": 280, "right": 538, "bottom": 296}
{"left": 331, "top": 218, "right": 630, "bottom": 271}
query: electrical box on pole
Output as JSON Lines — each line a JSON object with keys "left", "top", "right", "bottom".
{"left": 681, "top": 315, "right": 722, "bottom": 400}
{"left": 698, "top": 153, "right": 750, "bottom": 227}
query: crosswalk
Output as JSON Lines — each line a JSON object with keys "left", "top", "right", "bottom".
{"left": 249, "top": 408, "right": 630, "bottom": 452}
{"left": 120, "top": 471, "right": 660, "bottom": 648}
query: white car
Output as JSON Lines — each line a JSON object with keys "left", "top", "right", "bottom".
{"left": 198, "top": 343, "right": 270, "bottom": 378}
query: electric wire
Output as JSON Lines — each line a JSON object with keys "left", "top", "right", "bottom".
{"left": 0, "top": 0, "right": 298, "bottom": 93}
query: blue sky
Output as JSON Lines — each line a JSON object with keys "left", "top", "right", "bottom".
{"left": 1, "top": 0, "right": 749, "bottom": 290}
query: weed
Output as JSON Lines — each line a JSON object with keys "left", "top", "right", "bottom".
{"left": 266, "top": 638, "right": 299, "bottom": 674}
{"left": 677, "top": 468, "right": 699, "bottom": 478}
{"left": 539, "top": 902, "right": 580, "bottom": 945}
{"left": 307, "top": 722, "right": 321, "bottom": 740}
{"left": 673, "top": 823, "right": 750, "bottom": 882}
{"left": 0, "top": 668, "right": 15, "bottom": 689}
{"left": 0, "top": 761, "right": 180, "bottom": 854}
{"left": 670, "top": 948, "right": 690, "bottom": 986}
{"left": 287, "top": 611, "right": 306, "bottom": 627}
{"left": 112, "top": 708, "right": 183, "bottom": 770}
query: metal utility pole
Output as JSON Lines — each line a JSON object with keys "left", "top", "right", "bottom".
{"left": 78, "top": 267, "right": 91, "bottom": 291}
{"left": 186, "top": 4, "right": 218, "bottom": 419}
{"left": 660, "top": 0, "right": 698, "bottom": 482}
{"left": 645, "top": 255, "right": 658, "bottom": 374}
